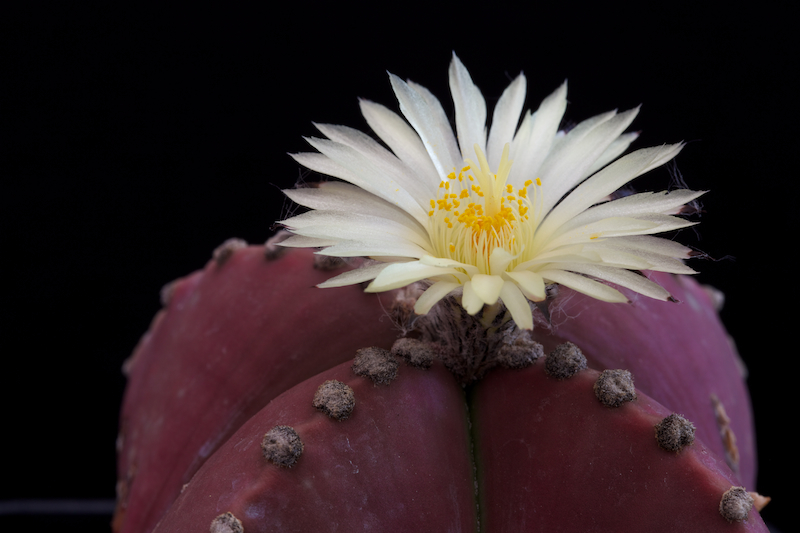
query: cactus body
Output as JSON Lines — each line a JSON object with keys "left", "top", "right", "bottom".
{"left": 115, "top": 244, "right": 766, "bottom": 532}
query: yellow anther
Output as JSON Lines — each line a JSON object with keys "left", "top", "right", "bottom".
{"left": 430, "top": 199, "right": 436, "bottom": 209}
{"left": 462, "top": 165, "right": 471, "bottom": 172}
{"left": 535, "top": 177, "right": 542, "bottom": 186}
{"left": 449, "top": 243, "right": 455, "bottom": 253}
{"left": 524, "top": 179, "right": 533, "bottom": 187}
{"left": 506, "top": 184, "right": 513, "bottom": 193}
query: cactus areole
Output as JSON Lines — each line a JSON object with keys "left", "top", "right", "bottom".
{"left": 115, "top": 56, "right": 767, "bottom": 532}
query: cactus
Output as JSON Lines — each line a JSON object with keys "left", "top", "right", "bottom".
{"left": 114, "top": 243, "right": 768, "bottom": 532}
{"left": 115, "top": 54, "right": 770, "bottom": 531}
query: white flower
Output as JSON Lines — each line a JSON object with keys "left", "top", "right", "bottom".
{"left": 280, "top": 53, "right": 703, "bottom": 330}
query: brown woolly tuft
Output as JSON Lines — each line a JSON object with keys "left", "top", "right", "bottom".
{"left": 719, "top": 486, "right": 754, "bottom": 522}
{"left": 261, "top": 425, "right": 304, "bottom": 468}
{"left": 352, "top": 347, "right": 399, "bottom": 385}
{"left": 544, "top": 342, "right": 587, "bottom": 380}
{"left": 391, "top": 338, "right": 436, "bottom": 369}
{"left": 209, "top": 512, "right": 244, "bottom": 533}
{"left": 593, "top": 369, "right": 637, "bottom": 407}
{"left": 312, "top": 380, "right": 355, "bottom": 420}
{"left": 655, "top": 413, "right": 695, "bottom": 452}
{"left": 213, "top": 238, "right": 248, "bottom": 265}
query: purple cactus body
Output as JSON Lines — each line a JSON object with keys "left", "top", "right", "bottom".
{"left": 152, "top": 359, "right": 476, "bottom": 532}
{"left": 115, "top": 245, "right": 766, "bottom": 532}
{"left": 529, "top": 271, "right": 756, "bottom": 489}
{"left": 115, "top": 247, "right": 400, "bottom": 533}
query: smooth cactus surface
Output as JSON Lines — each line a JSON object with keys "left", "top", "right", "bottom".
{"left": 115, "top": 244, "right": 766, "bottom": 532}
{"left": 114, "top": 246, "right": 400, "bottom": 533}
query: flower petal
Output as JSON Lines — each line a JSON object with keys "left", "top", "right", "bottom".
{"left": 489, "top": 247, "right": 516, "bottom": 275}
{"left": 500, "top": 281, "right": 534, "bottom": 330}
{"left": 317, "top": 262, "right": 390, "bottom": 288}
{"left": 537, "top": 107, "right": 641, "bottom": 213}
{"left": 304, "top": 136, "right": 429, "bottom": 224}
{"left": 390, "top": 74, "right": 461, "bottom": 178}
{"left": 585, "top": 131, "right": 640, "bottom": 176}
{"left": 414, "top": 280, "right": 461, "bottom": 314}
{"left": 508, "top": 81, "right": 567, "bottom": 188}
{"left": 471, "top": 274, "right": 505, "bottom": 305}
{"left": 419, "top": 255, "right": 478, "bottom": 278}
{"left": 278, "top": 235, "right": 339, "bottom": 248}
{"left": 367, "top": 261, "right": 461, "bottom": 292}
{"left": 538, "top": 269, "right": 629, "bottom": 303}
{"left": 284, "top": 182, "right": 422, "bottom": 231}
{"left": 281, "top": 210, "right": 431, "bottom": 250}
{"left": 319, "top": 239, "right": 430, "bottom": 259}
{"left": 561, "top": 189, "right": 706, "bottom": 233}
{"left": 449, "top": 53, "right": 487, "bottom": 163}
{"left": 487, "top": 72, "right": 526, "bottom": 170}
{"left": 505, "top": 270, "right": 546, "bottom": 301}
{"left": 535, "top": 143, "right": 684, "bottom": 245}
{"left": 313, "top": 122, "right": 433, "bottom": 208}
{"left": 359, "top": 98, "right": 441, "bottom": 188}
{"left": 462, "top": 281, "right": 484, "bottom": 315}
{"left": 544, "top": 262, "right": 671, "bottom": 300}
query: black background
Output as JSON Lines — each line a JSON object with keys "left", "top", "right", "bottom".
{"left": 3, "top": 3, "right": 796, "bottom": 531}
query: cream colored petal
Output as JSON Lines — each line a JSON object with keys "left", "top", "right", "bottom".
{"left": 561, "top": 189, "right": 705, "bottom": 233}
{"left": 461, "top": 281, "right": 484, "bottom": 315}
{"left": 390, "top": 74, "right": 461, "bottom": 178}
{"left": 359, "top": 98, "right": 441, "bottom": 189}
{"left": 471, "top": 274, "right": 505, "bottom": 305}
{"left": 508, "top": 81, "right": 567, "bottom": 188}
{"left": 317, "top": 262, "right": 391, "bottom": 288}
{"left": 545, "top": 262, "right": 670, "bottom": 300}
{"left": 284, "top": 182, "right": 423, "bottom": 233}
{"left": 592, "top": 235, "right": 694, "bottom": 258}
{"left": 535, "top": 143, "right": 684, "bottom": 245}
{"left": 537, "top": 107, "right": 640, "bottom": 213}
{"left": 538, "top": 269, "right": 629, "bottom": 303}
{"left": 281, "top": 211, "right": 431, "bottom": 250}
{"left": 414, "top": 281, "right": 461, "bottom": 315}
{"left": 487, "top": 72, "right": 526, "bottom": 169}
{"left": 449, "top": 53, "right": 487, "bottom": 163}
{"left": 278, "top": 235, "right": 339, "bottom": 248}
{"left": 584, "top": 131, "right": 639, "bottom": 176}
{"left": 367, "top": 261, "right": 460, "bottom": 292}
{"left": 489, "top": 247, "right": 515, "bottom": 275}
{"left": 505, "top": 270, "right": 546, "bottom": 301}
{"left": 419, "top": 255, "right": 479, "bottom": 278}
{"left": 541, "top": 217, "right": 660, "bottom": 251}
{"left": 304, "top": 136, "right": 429, "bottom": 224}
{"left": 313, "top": 122, "right": 433, "bottom": 208}
{"left": 319, "top": 239, "right": 429, "bottom": 259}
{"left": 500, "top": 281, "right": 534, "bottom": 330}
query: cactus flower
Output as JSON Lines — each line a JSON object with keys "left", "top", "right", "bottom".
{"left": 280, "top": 53, "right": 704, "bottom": 330}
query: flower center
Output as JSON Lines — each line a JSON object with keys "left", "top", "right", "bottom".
{"left": 427, "top": 144, "right": 542, "bottom": 274}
